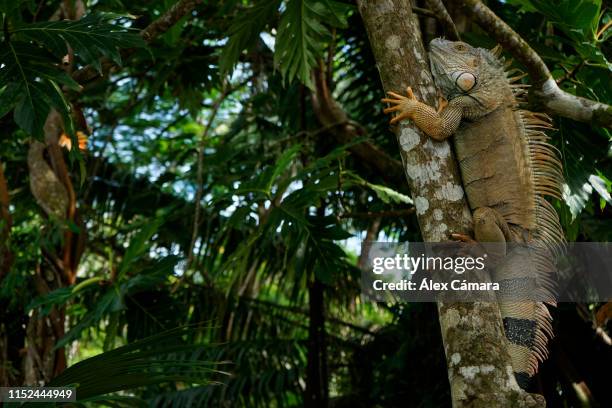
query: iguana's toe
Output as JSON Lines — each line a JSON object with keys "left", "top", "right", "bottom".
{"left": 436, "top": 96, "right": 448, "bottom": 113}
{"left": 381, "top": 98, "right": 400, "bottom": 104}
{"left": 383, "top": 106, "right": 401, "bottom": 114}
{"left": 385, "top": 91, "right": 406, "bottom": 100}
{"left": 389, "top": 111, "right": 413, "bottom": 124}
{"left": 406, "top": 86, "right": 415, "bottom": 99}
{"left": 451, "top": 233, "right": 477, "bottom": 244}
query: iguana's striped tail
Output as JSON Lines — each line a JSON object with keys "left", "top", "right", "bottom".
{"left": 500, "top": 63, "right": 566, "bottom": 389}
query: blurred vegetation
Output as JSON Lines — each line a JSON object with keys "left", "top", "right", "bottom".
{"left": 0, "top": 0, "right": 610, "bottom": 407}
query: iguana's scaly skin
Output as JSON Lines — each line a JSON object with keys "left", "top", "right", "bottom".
{"left": 383, "top": 39, "right": 565, "bottom": 389}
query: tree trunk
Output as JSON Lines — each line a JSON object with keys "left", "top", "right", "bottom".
{"left": 305, "top": 278, "right": 328, "bottom": 407}
{"left": 356, "top": 1, "right": 544, "bottom": 406}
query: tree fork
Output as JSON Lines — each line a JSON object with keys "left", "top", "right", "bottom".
{"left": 356, "top": 1, "right": 544, "bottom": 406}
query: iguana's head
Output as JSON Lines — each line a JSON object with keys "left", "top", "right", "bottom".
{"left": 429, "top": 38, "right": 506, "bottom": 116}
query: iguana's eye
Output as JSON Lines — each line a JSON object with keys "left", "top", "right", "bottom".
{"left": 456, "top": 72, "right": 476, "bottom": 92}
{"left": 455, "top": 43, "right": 468, "bottom": 52}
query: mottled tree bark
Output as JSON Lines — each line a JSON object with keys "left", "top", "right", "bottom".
{"left": 356, "top": 1, "right": 544, "bottom": 406}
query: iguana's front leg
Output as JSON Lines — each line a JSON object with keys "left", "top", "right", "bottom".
{"left": 382, "top": 87, "right": 463, "bottom": 141}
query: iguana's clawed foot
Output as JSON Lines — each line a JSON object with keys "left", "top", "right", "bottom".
{"left": 451, "top": 233, "right": 476, "bottom": 244}
{"left": 381, "top": 87, "right": 419, "bottom": 124}
{"left": 451, "top": 233, "right": 486, "bottom": 258}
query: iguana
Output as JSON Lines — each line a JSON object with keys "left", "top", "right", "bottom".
{"left": 382, "top": 38, "right": 565, "bottom": 389}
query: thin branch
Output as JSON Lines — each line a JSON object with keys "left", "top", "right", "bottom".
{"left": 425, "top": 0, "right": 460, "bottom": 40}
{"left": 460, "top": 0, "right": 612, "bottom": 128}
{"left": 339, "top": 208, "right": 415, "bottom": 219}
{"left": 140, "top": 0, "right": 201, "bottom": 42}
{"left": 556, "top": 61, "right": 585, "bottom": 85}
{"left": 0, "top": 161, "right": 12, "bottom": 281}
{"left": 311, "top": 62, "right": 407, "bottom": 189}
{"left": 357, "top": 217, "right": 381, "bottom": 270}
{"left": 185, "top": 78, "right": 252, "bottom": 270}
{"left": 411, "top": 6, "right": 437, "bottom": 19}
{"left": 185, "top": 89, "right": 226, "bottom": 271}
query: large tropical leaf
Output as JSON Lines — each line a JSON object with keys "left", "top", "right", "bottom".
{"left": 0, "top": 42, "right": 77, "bottom": 136}
{"left": 274, "top": 0, "right": 351, "bottom": 88}
{"left": 10, "top": 13, "right": 145, "bottom": 69}
{"left": 219, "top": 0, "right": 281, "bottom": 76}
{"left": 10, "top": 327, "right": 227, "bottom": 408}
{"left": 0, "top": 13, "right": 144, "bottom": 136}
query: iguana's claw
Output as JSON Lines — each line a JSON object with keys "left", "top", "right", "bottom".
{"left": 406, "top": 86, "right": 415, "bottom": 100}
{"left": 382, "top": 92, "right": 405, "bottom": 101}
{"left": 437, "top": 96, "right": 448, "bottom": 114}
{"left": 389, "top": 111, "right": 412, "bottom": 124}
{"left": 451, "top": 233, "right": 477, "bottom": 244}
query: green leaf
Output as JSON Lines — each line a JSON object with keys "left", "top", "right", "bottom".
{"left": 319, "top": 0, "right": 354, "bottom": 28}
{"left": 118, "top": 218, "right": 164, "bottom": 279}
{"left": 0, "top": 0, "right": 27, "bottom": 13}
{"left": 0, "top": 41, "right": 77, "bottom": 136}
{"left": 344, "top": 173, "right": 413, "bottom": 204}
{"left": 47, "top": 327, "right": 225, "bottom": 403}
{"left": 562, "top": 181, "right": 592, "bottom": 220}
{"left": 55, "top": 290, "right": 119, "bottom": 349}
{"left": 527, "top": 0, "right": 602, "bottom": 42}
{"left": 11, "top": 13, "right": 145, "bottom": 68}
{"left": 27, "top": 287, "right": 74, "bottom": 315}
{"left": 275, "top": 0, "right": 347, "bottom": 88}
{"left": 505, "top": 0, "right": 538, "bottom": 13}
{"left": 0, "top": 83, "right": 20, "bottom": 118}
{"left": 369, "top": 183, "right": 413, "bottom": 204}
{"left": 13, "top": 81, "right": 51, "bottom": 137}
{"left": 125, "top": 256, "right": 179, "bottom": 292}
{"left": 72, "top": 276, "right": 106, "bottom": 294}
{"left": 219, "top": 0, "right": 281, "bottom": 76}
{"left": 589, "top": 174, "right": 612, "bottom": 204}
{"left": 265, "top": 143, "right": 302, "bottom": 193}
{"left": 229, "top": 143, "right": 301, "bottom": 198}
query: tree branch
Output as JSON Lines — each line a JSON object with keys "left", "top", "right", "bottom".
{"left": 140, "top": 0, "right": 202, "bottom": 42}
{"left": 0, "top": 161, "right": 12, "bottom": 282}
{"left": 425, "top": 0, "right": 460, "bottom": 40}
{"left": 339, "top": 208, "right": 415, "bottom": 219}
{"left": 310, "top": 62, "right": 407, "bottom": 189}
{"left": 186, "top": 87, "right": 226, "bottom": 271}
{"left": 412, "top": 6, "right": 437, "bottom": 19}
{"left": 72, "top": 0, "right": 203, "bottom": 84}
{"left": 460, "top": 0, "right": 612, "bottom": 128}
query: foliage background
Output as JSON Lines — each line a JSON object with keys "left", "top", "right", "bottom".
{"left": 0, "top": 0, "right": 610, "bottom": 406}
